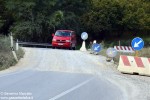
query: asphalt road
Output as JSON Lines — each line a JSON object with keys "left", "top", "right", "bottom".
{"left": 0, "top": 48, "right": 124, "bottom": 100}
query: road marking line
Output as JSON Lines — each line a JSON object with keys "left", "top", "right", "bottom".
{"left": 49, "top": 78, "right": 94, "bottom": 100}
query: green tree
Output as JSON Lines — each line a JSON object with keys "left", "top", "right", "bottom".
{"left": 56, "top": 0, "right": 90, "bottom": 34}
{"left": 81, "top": 0, "right": 150, "bottom": 39}
{"left": 5, "top": 0, "right": 89, "bottom": 42}
{"left": 1, "top": 0, "right": 149, "bottom": 42}
{"left": 5, "top": 0, "right": 64, "bottom": 42}
{"left": 0, "top": 0, "right": 6, "bottom": 33}
{"left": 81, "top": 0, "right": 124, "bottom": 38}
{"left": 121, "top": 0, "right": 150, "bottom": 31}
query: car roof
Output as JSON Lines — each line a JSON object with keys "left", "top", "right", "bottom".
{"left": 57, "top": 30, "right": 74, "bottom": 32}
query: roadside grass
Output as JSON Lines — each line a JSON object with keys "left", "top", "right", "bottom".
{"left": 138, "top": 47, "right": 150, "bottom": 58}
{"left": 0, "top": 35, "right": 24, "bottom": 70}
{"left": 98, "top": 48, "right": 107, "bottom": 56}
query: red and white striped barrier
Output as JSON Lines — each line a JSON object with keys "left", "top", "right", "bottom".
{"left": 117, "top": 55, "right": 150, "bottom": 76}
{"left": 114, "top": 46, "right": 134, "bottom": 53}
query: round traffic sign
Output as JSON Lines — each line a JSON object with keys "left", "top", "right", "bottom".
{"left": 106, "top": 48, "right": 117, "bottom": 58}
{"left": 92, "top": 43, "right": 102, "bottom": 53}
{"left": 81, "top": 32, "right": 88, "bottom": 40}
{"left": 131, "top": 37, "right": 144, "bottom": 51}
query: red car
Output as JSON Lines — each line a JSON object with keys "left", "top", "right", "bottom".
{"left": 52, "top": 30, "right": 77, "bottom": 50}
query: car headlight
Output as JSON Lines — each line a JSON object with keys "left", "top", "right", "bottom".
{"left": 53, "top": 39, "right": 56, "bottom": 41}
{"left": 66, "top": 40, "right": 71, "bottom": 42}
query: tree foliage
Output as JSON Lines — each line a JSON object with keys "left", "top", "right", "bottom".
{"left": 81, "top": 0, "right": 150, "bottom": 33}
{"left": 0, "top": 0, "right": 149, "bottom": 42}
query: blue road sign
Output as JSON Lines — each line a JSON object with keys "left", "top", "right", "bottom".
{"left": 131, "top": 37, "right": 144, "bottom": 51}
{"left": 92, "top": 43, "right": 102, "bottom": 53}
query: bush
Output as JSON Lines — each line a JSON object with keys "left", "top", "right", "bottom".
{"left": 0, "top": 35, "right": 24, "bottom": 70}
{"left": 0, "top": 53, "right": 16, "bottom": 70}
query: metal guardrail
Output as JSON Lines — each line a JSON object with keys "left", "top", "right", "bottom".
{"left": 18, "top": 42, "right": 52, "bottom": 48}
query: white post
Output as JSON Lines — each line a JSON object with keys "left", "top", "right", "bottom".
{"left": 16, "top": 39, "right": 19, "bottom": 51}
{"left": 93, "top": 40, "right": 96, "bottom": 44}
{"left": 10, "top": 32, "right": 18, "bottom": 62}
{"left": 10, "top": 32, "right": 13, "bottom": 47}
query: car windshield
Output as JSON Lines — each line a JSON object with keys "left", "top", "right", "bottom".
{"left": 55, "top": 31, "right": 71, "bottom": 37}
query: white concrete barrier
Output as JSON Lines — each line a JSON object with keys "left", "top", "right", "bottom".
{"left": 118, "top": 55, "right": 150, "bottom": 76}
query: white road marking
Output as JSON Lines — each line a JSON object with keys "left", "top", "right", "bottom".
{"left": 49, "top": 77, "right": 94, "bottom": 100}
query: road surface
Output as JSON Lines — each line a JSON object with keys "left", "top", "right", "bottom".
{"left": 0, "top": 47, "right": 148, "bottom": 100}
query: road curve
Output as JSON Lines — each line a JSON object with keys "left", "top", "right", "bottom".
{"left": 0, "top": 48, "right": 125, "bottom": 100}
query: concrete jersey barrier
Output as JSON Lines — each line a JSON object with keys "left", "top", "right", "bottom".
{"left": 118, "top": 55, "right": 150, "bottom": 76}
